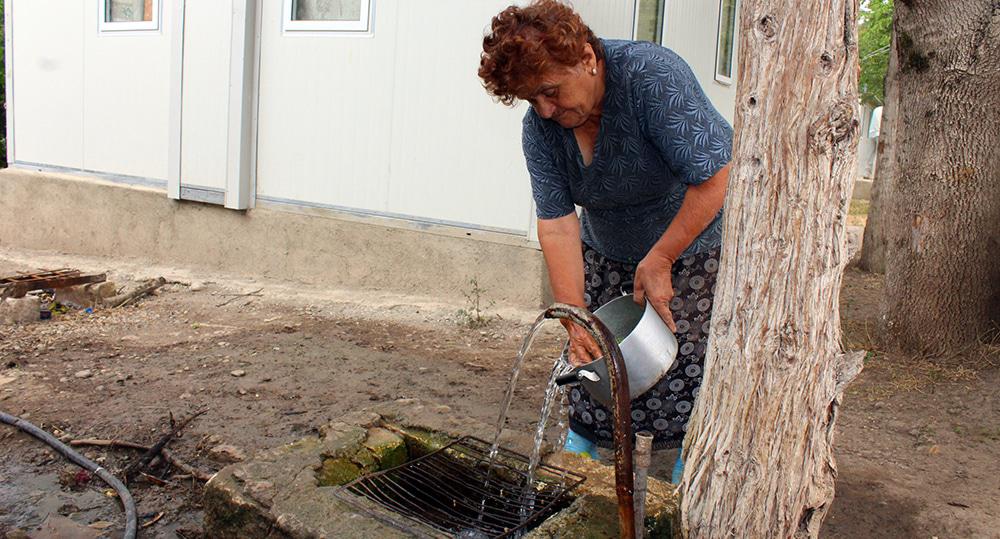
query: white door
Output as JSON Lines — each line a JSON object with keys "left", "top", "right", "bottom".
{"left": 168, "top": 0, "right": 256, "bottom": 209}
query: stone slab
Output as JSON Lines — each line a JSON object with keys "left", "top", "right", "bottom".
{"left": 0, "top": 296, "right": 40, "bottom": 325}
{"left": 204, "top": 401, "right": 679, "bottom": 538}
{"left": 54, "top": 281, "right": 117, "bottom": 309}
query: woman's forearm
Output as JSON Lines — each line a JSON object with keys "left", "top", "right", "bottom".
{"left": 537, "top": 214, "right": 586, "bottom": 307}
{"left": 648, "top": 163, "right": 731, "bottom": 263}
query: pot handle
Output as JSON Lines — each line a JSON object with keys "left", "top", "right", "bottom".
{"left": 555, "top": 372, "right": 581, "bottom": 387}
{"left": 555, "top": 369, "right": 602, "bottom": 387}
{"left": 620, "top": 280, "right": 635, "bottom": 296}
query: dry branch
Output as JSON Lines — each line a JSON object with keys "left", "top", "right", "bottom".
{"left": 142, "top": 512, "right": 165, "bottom": 528}
{"left": 70, "top": 438, "right": 214, "bottom": 482}
{"left": 215, "top": 288, "right": 263, "bottom": 307}
{"left": 122, "top": 409, "right": 207, "bottom": 483}
{"left": 104, "top": 277, "right": 167, "bottom": 308}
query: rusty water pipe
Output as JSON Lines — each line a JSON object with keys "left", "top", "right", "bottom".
{"left": 544, "top": 303, "right": 636, "bottom": 539}
{"left": 633, "top": 431, "right": 654, "bottom": 539}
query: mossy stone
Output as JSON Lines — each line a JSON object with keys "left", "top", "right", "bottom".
{"left": 391, "top": 426, "right": 452, "bottom": 457}
{"left": 316, "top": 458, "right": 362, "bottom": 487}
{"left": 373, "top": 440, "right": 407, "bottom": 469}
{"left": 364, "top": 428, "right": 408, "bottom": 469}
{"left": 350, "top": 447, "right": 377, "bottom": 469}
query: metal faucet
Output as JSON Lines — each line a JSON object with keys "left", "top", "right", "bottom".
{"left": 543, "top": 303, "right": 637, "bottom": 539}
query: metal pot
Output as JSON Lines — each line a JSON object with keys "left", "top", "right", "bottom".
{"left": 555, "top": 294, "right": 678, "bottom": 408}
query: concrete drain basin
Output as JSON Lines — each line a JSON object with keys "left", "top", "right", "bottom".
{"left": 334, "top": 436, "right": 584, "bottom": 538}
{"left": 203, "top": 401, "right": 679, "bottom": 538}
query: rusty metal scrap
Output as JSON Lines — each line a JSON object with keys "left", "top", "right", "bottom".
{"left": 0, "top": 269, "right": 107, "bottom": 299}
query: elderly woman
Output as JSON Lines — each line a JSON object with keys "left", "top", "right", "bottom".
{"left": 479, "top": 1, "right": 732, "bottom": 480}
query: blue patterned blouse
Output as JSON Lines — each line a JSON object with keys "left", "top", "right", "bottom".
{"left": 523, "top": 39, "right": 733, "bottom": 263}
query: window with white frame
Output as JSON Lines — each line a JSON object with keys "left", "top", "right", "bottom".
{"left": 284, "top": 0, "right": 374, "bottom": 33}
{"left": 715, "top": 0, "right": 737, "bottom": 84}
{"left": 99, "top": 0, "right": 160, "bottom": 32}
{"left": 634, "top": 0, "right": 666, "bottom": 44}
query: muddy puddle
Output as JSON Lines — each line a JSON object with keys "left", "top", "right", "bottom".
{"left": 0, "top": 461, "right": 120, "bottom": 536}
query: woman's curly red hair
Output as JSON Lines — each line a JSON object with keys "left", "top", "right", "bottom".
{"left": 479, "top": 0, "right": 604, "bottom": 106}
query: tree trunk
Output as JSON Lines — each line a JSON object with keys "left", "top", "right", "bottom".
{"left": 882, "top": 0, "right": 1000, "bottom": 355}
{"left": 858, "top": 25, "right": 899, "bottom": 274}
{"left": 678, "top": 1, "right": 864, "bottom": 537}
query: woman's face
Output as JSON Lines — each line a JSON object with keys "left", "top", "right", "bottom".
{"left": 521, "top": 44, "right": 603, "bottom": 129}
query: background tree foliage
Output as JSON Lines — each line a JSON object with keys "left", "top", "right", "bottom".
{"left": 859, "top": 0, "right": 893, "bottom": 106}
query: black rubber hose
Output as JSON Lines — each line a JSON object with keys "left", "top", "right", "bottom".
{"left": 0, "top": 410, "right": 138, "bottom": 539}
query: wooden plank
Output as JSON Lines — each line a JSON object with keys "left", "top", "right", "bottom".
{"left": 0, "top": 270, "right": 107, "bottom": 299}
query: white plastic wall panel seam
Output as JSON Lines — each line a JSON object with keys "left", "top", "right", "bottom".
{"left": 247, "top": 0, "right": 265, "bottom": 210}
{"left": 83, "top": 2, "right": 172, "bottom": 180}
{"left": 167, "top": 0, "right": 185, "bottom": 199}
{"left": 11, "top": 161, "right": 167, "bottom": 190}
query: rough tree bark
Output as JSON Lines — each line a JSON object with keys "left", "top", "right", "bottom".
{"left": 858, "top": 26, "right": 899, "bottom": 274}
{"left": 882, "top": 0, "right": 1000, "bottom": 354}
{"left": 678, "top": 1, "right": 865, "bottom": 537}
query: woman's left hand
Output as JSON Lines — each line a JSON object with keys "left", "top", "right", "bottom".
{"left": 633, "top": 252, "right": 677, "bottom": 332}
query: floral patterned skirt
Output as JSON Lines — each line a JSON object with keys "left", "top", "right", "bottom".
{"left": 568, "top": 243, "right": 720, "bottom": 450}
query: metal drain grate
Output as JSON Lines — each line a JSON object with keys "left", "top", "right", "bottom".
{"left": 333, "top": 436, "right": 585, "bottom": 538}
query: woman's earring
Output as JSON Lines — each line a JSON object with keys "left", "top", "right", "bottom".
{"left": 591, "top": 68, "right": 597, "bottom": 75}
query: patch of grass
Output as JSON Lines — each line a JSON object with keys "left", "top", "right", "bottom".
{"left": 850, "top": 352, "right": 980, "bottom": 401}
{"left": 841, "top": 314, "right": 996, "bottom": 401}
{"left": 847, "top": 198, "right": 870, "bottom": 227}
{"left": 952, "top": 421, "right": 1000, "bottom": 444}
{"left": 841, "top": 318, "right": 881, "bottom": 353}
{"left": 974, "top": 324, "right": 1000, "bottom": 368}
{"left": 974, "top": 427, "right": 1000, "bottom": 443}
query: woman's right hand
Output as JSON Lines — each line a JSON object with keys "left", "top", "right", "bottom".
{"left": 562, "top": 319, "right": 604, "bottom": 367}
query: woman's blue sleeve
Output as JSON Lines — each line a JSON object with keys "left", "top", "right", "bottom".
{"left": 633, "top": 48, "right": 733, "bottom": 185}
{"left": 523, "top": 115, "right": 576, "bottom": 219}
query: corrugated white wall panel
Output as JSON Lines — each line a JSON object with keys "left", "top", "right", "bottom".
{"left": 384, "top": 0, "right": 531, "bottom": 231}
{"left": 12, "top": 0, "right": 174, "bottom": 179}
{"left": 82, "top": 4, "right": 173, "bottom": 180}
{"left": 573, "top": 0, "right": 636, "bottom": 39}
{"left": 257, "top": 0, "right": 535, "bottom": 232}
{"left": 255, "top": 0, "right": 399, "bottom": 214}
{"left": 179, "top": 1, "right": 232, "bottom": 190}
{"left": 10, "top": 0, "right": 86, "bottom": 169}
{"left": 662, "top": 0, "right": 738, "bottom": 124}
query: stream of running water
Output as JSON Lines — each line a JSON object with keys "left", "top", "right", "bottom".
{"left": 479, "top": 311, "right": 579, "bottom": 529}
{"left": 477, "top": 314, "right": 549, "bottom": 523}
{"left": 518, "top": 358, "right": 573, "bottom": 521}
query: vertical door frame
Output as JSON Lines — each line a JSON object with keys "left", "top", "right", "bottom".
{"left": 225, "top": 0, "right": 258, "bottom": 210}
{"left": 168, "top": 0, "right": 259, "bottom": 209}
{"left": 4, "top": 0, "right": 15, "bottom": 165}
{"left": 167, "top": 0, "right": 184, "bottom": 199}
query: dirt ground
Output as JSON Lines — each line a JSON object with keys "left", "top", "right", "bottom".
{"left": 1, "top": 248, "right": 998, "bottom": 538}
